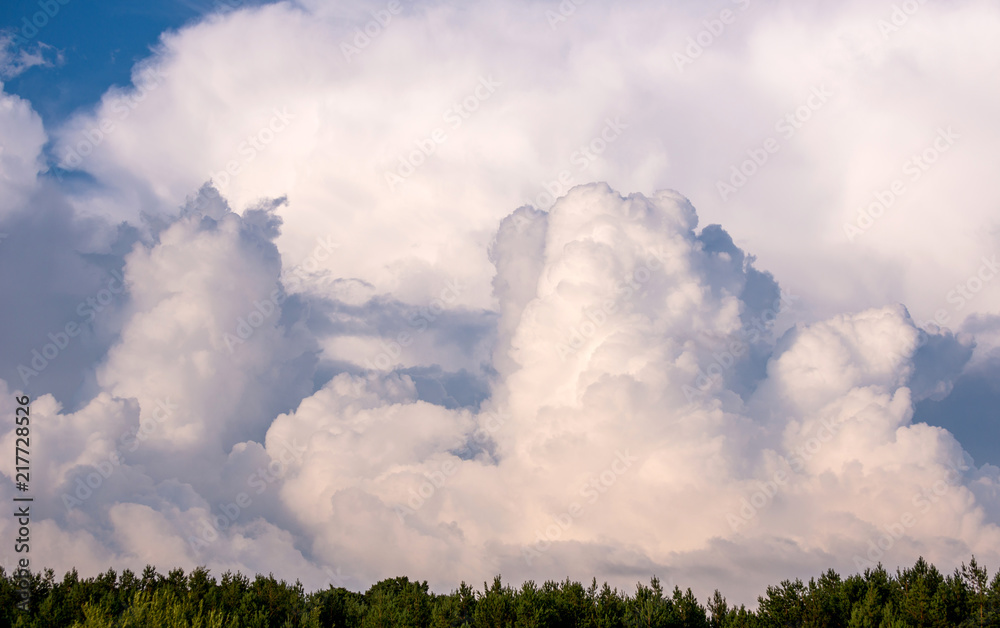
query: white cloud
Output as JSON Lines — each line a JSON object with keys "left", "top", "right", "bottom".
{"left": 0, "top": 83, "right": 45, "bottom": 215}
{"left": 3, "top": 179, "right": 999, "bottom": 604}
{"left": 1, "top": 0, "right": 999, "bottom": 607}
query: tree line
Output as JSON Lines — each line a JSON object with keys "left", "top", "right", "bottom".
{"left": 1, "top": 555, "right": 998, "bottom": 627}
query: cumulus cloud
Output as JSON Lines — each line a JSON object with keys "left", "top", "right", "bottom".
{"left": 0, "top": 78, "right": 46, "bottom": 214}
{"left": 42, "top": 0, "right": 1000, "bottom": 326}
{"left": 4, "top": 175, "right": 1000, "bottom": 604}
{"left": 2, "top": 0, "right": 1000, "bottom": 609}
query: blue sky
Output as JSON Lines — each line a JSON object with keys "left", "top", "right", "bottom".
{"left": 1, "top": 0, "right": 277, "bottom": 126}
{"left": 1, "top": 0, "right": 1000, "bottom": 607}
{"left": 3, "top": 0, "right": 197, "bottom": 123}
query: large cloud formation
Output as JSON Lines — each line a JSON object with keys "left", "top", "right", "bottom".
{"left": 3, "top": 181, "right": 998, "bottom": 605}
{"left": 1, "top": 0, "right": 1000, "bottom": 608}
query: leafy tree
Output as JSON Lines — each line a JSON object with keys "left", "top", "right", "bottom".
{"left": 801, "top": 569, "right": 849, "bottom": 628}
{"left": 895, "top": 556, "right": 947, "bottom": 627}
{"left": 845, "top": 565, "right": 898, "bottom": 628}
{"left": 310, "top": 585, "right": 365, "bottom": 628}
{"left": 625, "top": 576, "right": 679, "bottom": 627}
{"left": 758, "top": 579, "right": 806, "bottom": 628}
{"left": 363, "top": 577, "right": 432, "bottom": 628}
{"left": 591, "top": 580, "right": 627, "bottom": 628}
{"left": 473, "top": 576, "right": 515, "bottom": 628}
{"left": 429, "top": 581, "right": 476, "bottom": 628}
{"left": 1, "top": 554, "right": 998, "bottom": 628}
{"left": 960, "top": 557, "right": 992, "bottom": 628}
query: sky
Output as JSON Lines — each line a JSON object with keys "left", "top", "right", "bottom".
{"left": 1, "top": 0, "right": 1000, "bottom": 608}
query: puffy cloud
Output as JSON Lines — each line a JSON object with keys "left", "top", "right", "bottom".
{"left": 2, "top": 0, "right": 1000, "bottom": 608}
{"left": 94, "top": 182, "right": 984, "bottom": 602}
{"left": 0, "top": 79, "right": 45, "bottom": 214}
{"left": 466, "top": 185, "right": 999, "bottom": 600}
{"left": 43, "top": 0, "right": 1000, "bottom": 329}
{"left": 3, "top": 178, "right": 999, "bottom": 604}
{"left": 0, "top": 192, "right": 138, "bottom": 406}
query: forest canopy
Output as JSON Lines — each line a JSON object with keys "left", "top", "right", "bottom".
{"left": 1, "top": 556, "right": 998, "bottom": 627}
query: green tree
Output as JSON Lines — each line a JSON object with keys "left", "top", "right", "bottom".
{"left": 846, "top": 565, "right": 896, "bottom": 628}
{"left": 758, "top": 579, "right": 806, "bottom": 628}
{"left": 895, "top": 556, "right": 947, "bottom": 627}
{"left": 625, "top": 576, "right": 677, "bottom": 628}
{"left": 362, "top": 576, "right": 432, "bottom": 628}
{"left": 960, "top": 557, "right": 991, "bottom": 628}
{"left": 802, "top": 569, "right": 849, "bottom": 628}
{"left": 473, "top": 576, "right": 515, "bottom": 628}
{"left": 590, "top": 580, "right": 627, "bottom": 628}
